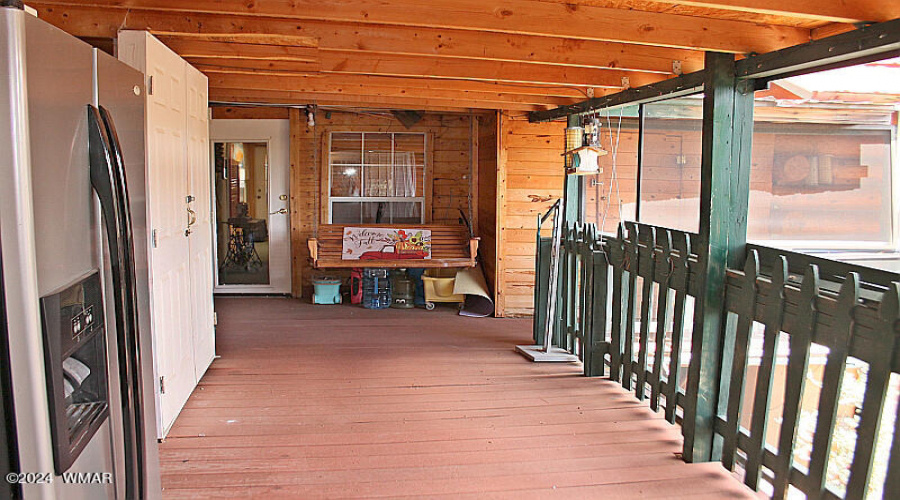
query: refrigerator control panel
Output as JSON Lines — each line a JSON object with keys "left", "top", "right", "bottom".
{"left": 42, "top": 272, "right": 104, "bottom": 347}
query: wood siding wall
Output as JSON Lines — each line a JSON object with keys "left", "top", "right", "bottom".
{"left": 476, "top": 112, "right": 499, "bottom": 293}
{"left": 289, "top": 110, "right": 477, "bottom": 297}
{"left": 495, "top": 114, "right": 565, "bottom": 317}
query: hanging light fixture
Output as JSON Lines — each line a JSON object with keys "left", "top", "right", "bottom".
{"left": 306, "top": 104, "right": 317, "bottom": 127}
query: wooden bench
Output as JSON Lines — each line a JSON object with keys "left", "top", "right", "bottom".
{"left": 308, "top": 224, "right": 479, "bottom": 269}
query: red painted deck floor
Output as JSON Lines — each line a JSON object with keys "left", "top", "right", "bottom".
{"left": 159, "top": 297, "right": 756, "bottom": 499}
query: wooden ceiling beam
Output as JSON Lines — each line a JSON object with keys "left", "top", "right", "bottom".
{"left": 211, "top": 106, "right": 291, "bottom": 120}
{"left": 31, "top": 4, "right": 703, "bottom": 74}
{"left": 208, "top": 88, "right": 549, "bottom": 112}
{"left": 604, "top": 0, "right": 898, "bottom": 24}
{"left": 32, "top": 0, "right": 809, "bottom": 53}
{"left": 205, "top": 73, "right": 584, "bottom": 107}
{"left": 186, "top": 52, "right": 667, "bottom": 88}
{"left": 203, "top": 72, "right": 592, "bottom": 99}
{"left": 156, "top": 38, "right": 321, "bottom": 66}
{"left": 149, "top": 32, "right": 318, "bottom": 47}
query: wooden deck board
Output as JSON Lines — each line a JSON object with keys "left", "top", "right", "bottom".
{"left": 159, "top": 298, "right": 755, "bottom": 498}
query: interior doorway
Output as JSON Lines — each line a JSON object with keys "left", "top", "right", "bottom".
{"left": 210, "top": 120, "right": 291, "bottom": 294}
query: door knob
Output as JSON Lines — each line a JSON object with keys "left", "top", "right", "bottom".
{"left": 270, "top": 208, "right": 288, "bottom": 215}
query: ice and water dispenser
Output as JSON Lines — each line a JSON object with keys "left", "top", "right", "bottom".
{"left": 40, "top": 271, "right": 110, "bottom": 473}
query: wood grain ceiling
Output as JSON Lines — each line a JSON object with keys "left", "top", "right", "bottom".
{"left": 28, "top": 1, "right": 898, "bottom": 113}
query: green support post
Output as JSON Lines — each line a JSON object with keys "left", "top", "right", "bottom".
{"left": 682, "top": 52, "right": 754, "bottom": 463}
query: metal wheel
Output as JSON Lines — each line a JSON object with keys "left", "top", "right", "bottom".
{"left": 425, "top": 302, "right": 435, "bottom": 311}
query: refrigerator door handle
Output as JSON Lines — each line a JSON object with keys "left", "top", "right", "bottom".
{"left": 87, "top": 105, "right": 146, "bottom": 500}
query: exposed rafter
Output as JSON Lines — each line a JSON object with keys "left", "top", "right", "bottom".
{"left": 204, "top": 73, "right": 594, "bottom": 99}
{"left": 30, "top": 0, "right": 895, "bottom": 114}
{"left": 32, "top": 4, "right": 704, "bottom": 74}
{"left": 32, "top": 0, "right": 809, "bottom": 53}
{"left": 614, "top": 0, "right": 898, "bottom": 24}
{"left": 184, "top": 51, "right": 664, "bottom": 88}
{"left": 208, "top": 88, "right": 553, "bottom": 112}
{"left": 205, "top": 73, "right": 588, "bottom": 106}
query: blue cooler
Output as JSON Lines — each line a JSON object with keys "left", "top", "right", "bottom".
{"left": 312, "top": 278, "right": 342, "bottom": 304}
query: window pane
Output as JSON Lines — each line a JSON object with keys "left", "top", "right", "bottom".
{"left": 749, "top": 87, "right": 894, "bottom": 244}
{"left": 361, "top": 201, "right": 388, "bottom": 224}
{"left": 363, "top": 164, "right": 392, "bottom": 197}
{"left": 582, "top": 106, "right": 639, "bottom": 234}
{"left": 390, "top": 202, "right": 422, "bottom": 224}
{"left": 331, "top": 165, "right": 361, "bottom": 197}
{"left": 394, "top": 133, "right": 425, "bottom": 165}
{"left": 639, "top": 97, "right": 703, "bottom": 233}
{"left": 331, "top": 133, "right": 362, "bottom": 165}
{"left": 214, "top": 142, "right": 270, "bottom": 286}
{"left": 332, "top": 202, "right": 361, "bottom": 224}
{"left": 363, "top": 133, "right": 393, "bottom": 165}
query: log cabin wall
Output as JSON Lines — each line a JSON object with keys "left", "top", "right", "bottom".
{"left": 476, "top": 112, "right": 499, "bottom": 294}
{"left": 287, "top": 109, "right": 479, "bottom": 297}
{"left": 494, "top": 114, "right": 566, "bottom": 317}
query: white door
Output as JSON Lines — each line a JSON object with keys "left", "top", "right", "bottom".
{"left": 210, "top": 119, "right": 292, "bottom": 294}
{"left": 142, "top": 42, "right": 196, "bottom": 435}
{"left": 185, "top": 66, "right": 216, "bottom": 381}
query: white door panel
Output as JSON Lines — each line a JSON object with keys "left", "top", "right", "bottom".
{"left": 144, "top": 38, "right": 196, "bottom": 436}
{"left": 119, "top": 31, "right": 214, "bottom": 438}
{"left": 186, "top": 66, "right": 215, "bottom": 380}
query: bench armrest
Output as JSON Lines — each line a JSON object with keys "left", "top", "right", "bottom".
{"left": 468, "top": 237, "right": 480, "bottom": 259}
{"left": 308, "top": 238, "right": 318, "bottom": 262}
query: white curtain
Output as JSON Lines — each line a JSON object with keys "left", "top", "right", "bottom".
{"left": 363, "top": 152, "right": 416, "bottom": 194}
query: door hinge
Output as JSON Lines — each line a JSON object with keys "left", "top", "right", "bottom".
{"left": 159, "top": 376, "right": 166, "bottom": 394}
{"left": 147, "top": 75, "right": 153, "bottom": 96}
{"left": 213, "top": 311, "right": 218, "bottom": 326}
{"left": 151, "top": 229, "right": 158, "bottom": 248}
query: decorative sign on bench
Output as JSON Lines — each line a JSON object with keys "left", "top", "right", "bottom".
{"left": 341, "top": 227, "right": 432, "bottom": 261}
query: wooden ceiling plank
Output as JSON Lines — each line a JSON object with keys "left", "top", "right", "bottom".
{"left": 608, "top": 0, "right": 898, "bottom": 24}
{"left": 149, "top": 31, "right": 318, "bottom": 47}
{"left": 810, "top": 22, "right": 857, "bottom": 41}
{"left": 209, "top": 88, "right": 550, "bottom": 112}
{"left": 202, "top": 72, "right": 591, "bottom": 99}
{"left": 206, "top": 73, "right": 586, "bottom": 106}
{"left": 214, "top": 84, "right": 576, "bottom": 107}
{"left": 31, "top": 4, "right": 703, "bottom": 74}
{"left": 32, "top": 0, "right": 809, "bottom": 53}
{"left": 184, "top": 53, "right": 667, "bottom": 88}
{"left": 157, "top": 38, "right": 320, "bottom": 64}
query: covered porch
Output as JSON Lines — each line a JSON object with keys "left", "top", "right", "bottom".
{"left": 158, "top": 298, "right": 754, "bottom": 498}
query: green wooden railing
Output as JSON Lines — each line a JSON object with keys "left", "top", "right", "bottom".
{"left": 719, "top": 246, "right": 899, "bottom": 500}
{"left": 539, "top": 220, "right": 900, "bottom": 499}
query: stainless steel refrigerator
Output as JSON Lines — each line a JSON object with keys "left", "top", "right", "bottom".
{"left": 0, "top": 6, "right": 161, "bottom": 499}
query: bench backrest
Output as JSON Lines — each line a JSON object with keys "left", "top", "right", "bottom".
{"left": 315, "top": 224, "right": 473, "bottom": 261}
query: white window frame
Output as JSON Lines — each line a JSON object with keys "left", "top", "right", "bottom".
{"left": 327, "top": 131, "right": 427, "bottom": 224}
